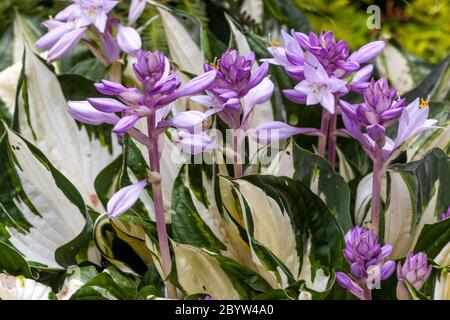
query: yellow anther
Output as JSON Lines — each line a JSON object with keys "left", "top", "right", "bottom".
{"left": 270, "top": 39, "right": 281, "bottom": 47}
{"left": 419, "top": 98, "right": 429, "bottom": 109}
{"left": 209, "top": 57, "right": 220, "bottom": 70}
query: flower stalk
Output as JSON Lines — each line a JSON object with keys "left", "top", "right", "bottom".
{"left": 327, "top": 112, "right": 338, "bottom": 167}
{"left": 146, "top": 113, "right": 177, "bottom": 299}
{"left": 317, "top": 109, "right": 329, "bottom": 157}
{"left": 371, "top": 147, "right": 383, "bottom": 233}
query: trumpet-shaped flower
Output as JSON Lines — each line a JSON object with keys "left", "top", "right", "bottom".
{"left": 294, "top": 54, "right": 346, "bottom": 113}
{"left": 36, "top": 0, "right": 141, "bottom": 63}
{"left": 107, "top": 180, "right": 147, "bottom": 218}
{"left": 266, "top": 30, "right": 384, "bottom": 107}
{"left": 68, "top": 49, "right": 217, "bottom": 152}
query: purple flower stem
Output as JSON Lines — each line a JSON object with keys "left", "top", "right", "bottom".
{"left": 128, "top": 128, "right": 150, "bottom": 146}
{"left": 362, "top": 283, "right": 372, "bottom": 300}
{"left": 371, "top": 147, "right": 383, "bottom": 234}
{"left": 233, "top": 130, "right": 243, "bottom": 178}
{"left": 327, "top": 113, "right": 337, "bottom": 168}
{"left": 146, "top": 113, "right": 177, "bottom": 299}
{"left": 318, "top": 108, "right": 330, "bottom": 157}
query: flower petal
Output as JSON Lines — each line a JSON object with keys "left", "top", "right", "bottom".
{"left": 107, "top": 180, "right": 147, "bottom": 218}
{"left": 87, "top": 98, "right": 130, "bottom": 113}
{"left": 112, "top": 115, "right": 140, "bottom": 133}
{"left": 67, "top": 100, "right": 119, "bottom": 125}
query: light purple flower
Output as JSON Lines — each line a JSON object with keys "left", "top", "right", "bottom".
{"left": 158, "top": 111, "right": 207, "bottom": 133}
{"left": 294, "top": 54, "right": 346, "bottom": 113}
{"left": 173, "top": 131, "right": 217, "bottom": 155}
{"left": 340, "top": 78, "right": 405, "bottom": 127}
{"left": 115, "top": 22, "right": 142, "bottom": 54}
{"left": 67, "top": 100, "right": 119, "bottom": 125}
{"left": 128, "top": 0, "right": 147, "bottom": 25}
{"left": 252, "top": 121, "right": 319, "bottom": 144}
{"left": 194, "top": 48, "right": 272, "bottom": 130}
{"left": 265, "top": 30, "right": 383, "bottom": 99}
{"left": 336, "top": 226, "right": 395, "bottom": 300}
{"left": 36, "top": 0, "right": 141, "bottom": 63}
{"left": 440, "top": 206, "right": 450, "bottom": 221}
{"left": 341, "top": 83, "right": 438, "bottom": 162}
{"left": 68, "top": 49, "right": 217, "bottom": 154}
{"left": 107, "top": 180, "right": 147, "bottom": 218}
{"left": 396, "top": 251, "right": 432, "bottom": 300}
{"left": 393, "top": 98, "right": 439, "bottom": 149}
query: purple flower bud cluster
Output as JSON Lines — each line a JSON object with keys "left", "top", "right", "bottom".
{"left": 36, "top": 0, "right": 141, "bottom": 63}
{"left": 336, "top": 227, "right": 395, "bottom": 300}
{"left": 68, "top": 49, "right": 217, "bottom": 149}
{"left": 396, "top": 251, "right": 432, "bottom": 300}
{"left": 340, "top": 81, "right": 438, "bottom": 161}
{"left": 266, "top": 30, "right": 385, "bottom": 112}
{"left": 194, "top": 48, "right": 273, "bottom": 131}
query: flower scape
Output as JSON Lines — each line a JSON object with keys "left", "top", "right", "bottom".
{"left": 0, "top": 0, "right": 448, "bottom": 301}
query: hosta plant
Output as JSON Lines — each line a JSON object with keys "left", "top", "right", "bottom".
{"left": 0, "top": 0, "right": 448, "bottom": 301}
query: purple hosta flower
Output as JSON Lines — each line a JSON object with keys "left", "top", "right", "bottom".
{"left": 128, "top": 0, "right": 147, "bottom": 25}
{"left": 193, "top": 49, "right": 272, "bottom": 130}
{"left": 396, "top": 251, "right": 432, "bottom": 300}
{"left": 294, "top": 54, "right": 346, "bottom": 113}
{"left": 341, "top": 83, "right": 438, "bottom": 161}
{"left": 440, "top": 206, "right": 450, "bottom": 221}
{"left": 340, "top": 78, "right": 405, "bottom": 129}
{"left": 266, "top": 30, "right": 384, "bottom": 103}
{"left": 252, "top": 121, "right": 319, "bottom": 144}
{"left": 36, "top": 0, "right": 141, "bottom": 63}
{"left": 68, "top": 49, "right": 217, "bottom": 152}
{"left": 107, "top": 180, "right": 147, "bottom": 218}
{"left": 336, "top": 226, "right": 395, "bottom": 300}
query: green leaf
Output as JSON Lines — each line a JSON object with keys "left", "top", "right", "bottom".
{"left": 70, "top": 267, "right": 138, "bottom": 300}
{"left": 0, "top": 241, "right": 35, "bottom": 278}
{"left": 234, "top": 174, "right": 345, "bottom": 277}
{"left": 292, "top": 143, "right": 353, "bottom": 230}
{"left": 414, "top": 219, "right": 450, "bottom": 259}
{"left": 262, "top": 0, "right": 311, "bottom": 32}
{"left": 2, "top": 128, "right": 91, "bottom": 269}
{"left": 171, "top": 166, "right": 226, "bottom": 253}
{"left": 404, "top": 55, "right": 450, "bottom": 103}
{"left": 385, "top": 148, "right": 450, "bottom": 258}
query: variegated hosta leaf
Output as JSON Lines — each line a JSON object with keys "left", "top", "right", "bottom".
{"left": 157, "top": 6, "right": 204, "bottom": 76}
{"left": 16, "top": 47, "right": 120, "bottom": 212}
{"left": 224, "top": 177, "right": 299, "bottom": 288}
{"left": 433, "top": 242, "right": 450, "bottom": 300}
{"left": 56, "top": 265, "right": 99, "bottom": 300}
{"left": 0, "top": 273, "right": 53, "bottom": 300}
{"left": 0, "top": 15, "right": 39, "bottom": 115}
{"left": 376, "top": 42, "right": 416, "bottom": 94}
{"left": 384, "top": 148, "right": 449, "bottom": 259}
{"left": 69, "top": 267, "right": 139, "bottom": 300}
{"left": 0, "top": 62, "right": 21, "bottom": 113}
{"left": 257, "top": 141, "right": 352, "bottom": 231}
{"left": 93, "top": 213, "right": 141, "bottom": 276}
{"left": 172, "top": 242, "right": 241, "bottom": 299}
{"left": 221, "top": 174, "right": 344, "bottom": 291}
{"left": 2, "top": 129, "right": 87, "bottom": 269}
